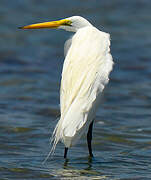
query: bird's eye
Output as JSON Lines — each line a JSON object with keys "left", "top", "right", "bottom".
{"left": 63, "top": 20, "right": 72, "bottom": 26}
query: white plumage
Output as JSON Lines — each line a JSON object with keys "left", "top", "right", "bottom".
{"left": 20, "top": 16, "right": 113, "bottom": 158}
{"left": 52, "top": 18, "right": 113, "bottom": 152}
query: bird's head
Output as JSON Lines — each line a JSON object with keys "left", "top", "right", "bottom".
{"left": 19, "top": 16, "right": 92, "bottom": 32}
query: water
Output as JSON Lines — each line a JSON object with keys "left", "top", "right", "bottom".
{"left": 1, "top": 0, "right": 151, "bottom": 179}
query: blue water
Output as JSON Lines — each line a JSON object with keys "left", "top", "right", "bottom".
{"left": 1, "top": 0, "right": 151, "bottom": 179}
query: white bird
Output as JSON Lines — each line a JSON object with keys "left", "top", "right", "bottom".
{"left": 20, "top": 16, "right": 113, "bottom": 159}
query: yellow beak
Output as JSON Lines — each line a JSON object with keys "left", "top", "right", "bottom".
{"left": 19, "top": 19, "right": 71, "bottom": 29}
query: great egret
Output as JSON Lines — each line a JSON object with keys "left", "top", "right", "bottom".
{"left": 20, "top": 16, "right": 113, "bottom": 159}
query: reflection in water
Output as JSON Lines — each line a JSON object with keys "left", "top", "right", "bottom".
{"left": 59, "top": 156, "right": 107, "bottom": 179}
{"left": 63, "top": 158, "right": 69, "bottom": 168}
{"left": 86, "top": 156, "right": 93, "bottom": 170}
{"left": 63, "top": 156, "right": 93, "bottom": 170}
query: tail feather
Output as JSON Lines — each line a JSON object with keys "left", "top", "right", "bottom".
{"left": 43, "top": 85, "right": 103, "bottom": 163}
{"left": 43, "top": 120, "right": 61, "bottom": 164}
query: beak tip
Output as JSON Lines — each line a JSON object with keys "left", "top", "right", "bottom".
{"left": 18, "top": 26, "right": 24, "bottom": 29}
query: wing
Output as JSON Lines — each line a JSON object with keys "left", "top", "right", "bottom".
{"left": 61, "top": 26, "right": 113, "bottom": 116}
{"left": 58, "top": 26, "right": 113, "bottom": 145}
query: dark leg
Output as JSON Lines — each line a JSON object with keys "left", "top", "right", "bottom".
{"left": 64, "top": 147, "right": 68, "bottom": 158}
{"left": 87, "top": 120, "right": 94, "bottom": 157}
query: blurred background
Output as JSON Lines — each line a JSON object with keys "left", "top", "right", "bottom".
{"left": 1, "top": 0, "right": 151, "bottom": 179}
